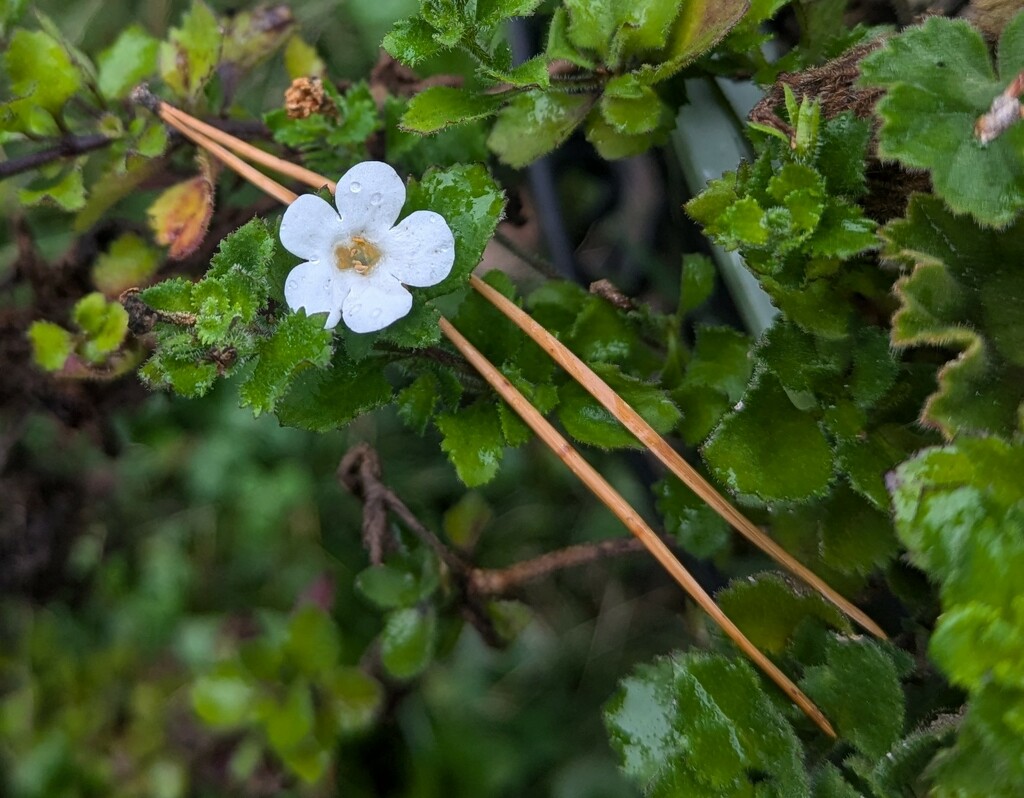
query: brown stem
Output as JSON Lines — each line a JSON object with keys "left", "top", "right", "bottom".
{"left": 469, "top": 538, "right": 648, "bottom": 596}
{"left": 0, "top": 134, "right": 113, "bottom": 180}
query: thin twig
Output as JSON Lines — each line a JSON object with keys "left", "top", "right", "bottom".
{"left": 468, "top": 274, "right": 886, "bottom": 641}
{"left": 469, "top": 537, "right": 648, "bottom": 595}
{"left": 0, "top": 134, "right": 112, "bottom": 180}
{"left": 438, "top": 316, "right": 836, "bottom": 737}
{"left": 493, "top": 229, "right": 560, "bottom": 279}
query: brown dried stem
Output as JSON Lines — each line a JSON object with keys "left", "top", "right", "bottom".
{"left": 438, "top": 317, "right": 836, "bottom": 738}
{"left": 468, "top": 274, "right": 886, "bottom": 641}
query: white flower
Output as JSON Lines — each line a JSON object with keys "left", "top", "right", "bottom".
{"left": 280, "top": 161, "right": 455, "bottom": 333}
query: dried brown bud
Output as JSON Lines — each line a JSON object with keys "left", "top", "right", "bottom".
{"left": 284, "top": 76, "right": 328, "bottom": 119}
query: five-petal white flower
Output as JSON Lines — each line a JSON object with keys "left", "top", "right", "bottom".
{"left": 280, "top": 161, "right": 455, "bottom": 333}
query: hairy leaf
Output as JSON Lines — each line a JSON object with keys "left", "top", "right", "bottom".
{"left": 882, "top": 194, "right": 1024, "bottom": 438}
{"left": 703, "top": 374, "right": 834, "bottom": 502}
{"left": 859, "top": 14, "right": 1024, "bottom": 227}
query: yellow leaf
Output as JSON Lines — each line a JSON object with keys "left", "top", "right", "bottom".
{"left": 147, "top": 175, "right": 214, "bottom": 260}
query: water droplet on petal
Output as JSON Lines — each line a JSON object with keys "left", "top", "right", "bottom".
{"left": 287, "top": 279, "right": 299, "bottom": 291}
{"left": 371, "top": 307, "right": 382, "bottom": 319}
{"left": 349, "top": 304, "right": 362, "bottom": 316}
{"left": 322, "top": 279, "right": 332, "bottom": 293}
{"left": 370, "top": 192, "right": 382, "bottom": 205}
{"left": 350, "top": 182, "right": 362, "bottom": 193}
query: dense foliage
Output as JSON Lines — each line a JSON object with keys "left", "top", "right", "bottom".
{"left": 2, "top": 0, "right": 1022, "bottom": 795}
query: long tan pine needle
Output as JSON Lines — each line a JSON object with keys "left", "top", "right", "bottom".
{"left": 152, "top": 101, "right": 839, "bottom": 736}
{"left": 468, "top": 275, "right": 887, "bottom": 640}
{"left": 438, "top": 318, "right": 835, "bottom": 737}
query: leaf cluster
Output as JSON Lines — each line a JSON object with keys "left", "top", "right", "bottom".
{"left": 604, "top": 574, "right": 945, "bottom": 798}
{"left": 389, "top": 0, "right": 753, "bottom": 166}
{"left": 859, "top": 13, "right": 1024, "bottom": 228}
{"left": 890, "top": 438, "right": 1024, "bottom": 797}
{"left": 192, "top": 605, "right": 383, "bottom": 783}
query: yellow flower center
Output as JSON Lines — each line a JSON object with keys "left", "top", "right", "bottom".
{"left": 334, "top": 236, "right": 381, "bottom": 275}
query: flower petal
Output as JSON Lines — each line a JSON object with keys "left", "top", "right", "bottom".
{"left": 279, "top": 193, "right": 342, "bottom": 261}
{"left": 334, "top": 161, "right": 406, "bottom": 239}
{"left": 378, "top": 210, "right": 456, "bottom": 288}
{"left": 284, "top": 259, "right": 350, "bottom": 329}
{"left": 341, "top": 273, "right": 413, "bottom": 333}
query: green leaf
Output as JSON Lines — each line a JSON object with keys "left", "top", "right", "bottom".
{"left": 673, "top": 326, "right": 752, "bottom": 445}
{"left": 488, "top": 91, "right": 593, "bottom": 167}
{"left": 330, "top": 668, "right": 383, "bottom": 735}
{"left": 882, "top": 194, "right": 1024, "bottom": 438}
{"left": 611, "top": 0, "right": 684, "bottom": 60}
{"left": 679, "top": 254, "right": 716, "bottom": 315}
{"left": 279, "top": 742, "right": 330, "bottom": 784}
{"left": 563, "top": 0, "right": 616, "bottom": 57}
{"left": 97, "top": 25, "right": 159, "bottom": 99}
{"left": 141, "top": 277, "right": 194, "bottom": 313}
{"left": 557, "top": 364, "right": 681, "bottom": 450}
{"left": 92, "top": 233, "right": 161, "bottom": 296}
{"left": 284, "top": 606, "right": 341, "bottom": 677}
{"left": 802, "top": 636, "right": 905, "bottom": 758}
{"left": 606, "top": 652, "right": 808, "bottom": 795}
{"left": 356, "top": 563, "right": 431, "bottom": 609}
{"left": 74, "top": 155, "right": 162, "bottom": 233}
{"left": 404, "top": 164, "right": 505, "bottom": 297}
{"left": 653, "top": 476, "right": 730, "bottom": 558}
{"left": 703, "top": 374, "right": 834, "bottom": 502}
{"left": 192, "top": 667, "right": 253, "bottom": 728}
{"left": 159, "top": 0, "right": 223, "bottom": 103}
{"left": 566, "top": 294, "right": 653, "bottom": 369}
{"left": 436, "top": 401, "right": 505, "bottom": 486}
{"left": 72, "top": 292, "right": 128, "bottom": 361}
{"left": 239, "top": 312, "right": 333, "bottom": 417}
{"left": 871, "top": 718, "right": 957, "bottom": 798}
{"left": 382, "top": 17, "right": 444, "bottom": 67}
{"left": 816, "top": 113, "right": 871, "bottom": 198}
{"left": 584, "top": 110, "right": 662, "bottom": 160}
{"left": 220, "top": 4, "right": 295, "bottom": 71}
{"left": 397, "top": 372, "right": 443, "bottom": 434}
{"left": 599, "top": 80, "right": 667, "bottom": 135}
{"left": 5, "top": 28, "right": 81, "bottom": 114}
{"left": 639, "top": 0, "right": 751, "bottom": 84}
{"left": 482, "top": 55, "right": 550, "bottom": 88}
{"left": 380, "top": 607, "right": 437, "bottom": 680}
{"left": 262, "top": 681, "right": 315, "bottom": 754}
{"left": 716, "top": 573, "right": 849, "bottom": 655}
{"left": 140, "top": 354, "right": 219, "bottom": 398}
{"left": 27, "top": 321, "right": 74, "bottom": 372}
{"left": 546, "top": 7, "right": 596, "bottom": 68}
{"left": 19, "top": 167, "right": 86, "bottom": 212}
{"left": 275, "top": 355, "right": 393, "bottom": 432}
{"left": 401, "top": 86, "right": 507, "bottom": 134}
{"left": 859, "top": 14, "right": 1024, "bottom": 227}
{"left": 817, "top": 485, "right": 899, "bottom": 575}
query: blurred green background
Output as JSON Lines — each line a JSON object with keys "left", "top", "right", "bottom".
{"left": 0, "top": 5, "right": 696, "bottom": 795}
